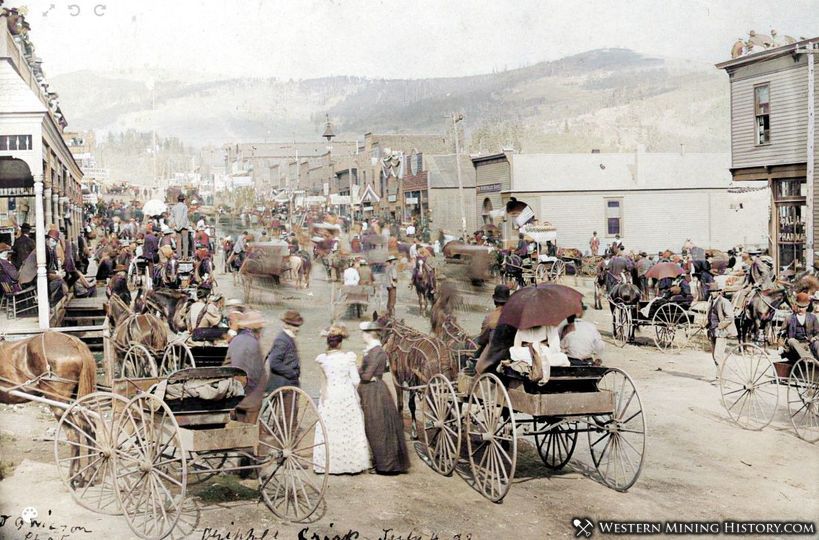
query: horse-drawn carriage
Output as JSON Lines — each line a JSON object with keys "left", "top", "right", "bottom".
{"left": 717, "top": 344, "right": 818, "bottom": 443}
{"left": 610, "top": 300, "right": 709, "bottom": 353}
{"left": 239, "top": 240, "right": 309, "bottom": 302}
{"left": 383, "top": 284, "right": 646, "bottom": 502}
{"left": 1, "top": 332, "right": 330, "bottom": 540}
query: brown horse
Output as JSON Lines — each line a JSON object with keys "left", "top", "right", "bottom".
{"left": 378, "top": 314, "right": 451, "bottom": 438}
{"left": 107, "top": 293, "right": 168, "bottom": 357}
{"left": 412, "top": 259, "right": 436, "bottom": 316}
{"left": 142, "top": 288, "right": 192, "bottom": 333}
{"left": 0, "top": 332, "right": 97, "bottom": 489}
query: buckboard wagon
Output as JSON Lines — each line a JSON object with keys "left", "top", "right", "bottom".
{"left": 416, "top": 364, "right": 646, "bottom": 502}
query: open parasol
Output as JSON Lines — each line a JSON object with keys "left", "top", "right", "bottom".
{"left": 645, "top": 262, "right": 683, "bottom": 280}
{"left": 142, "top": 199, "right": 167, "bottom": 217}
{"left": 497, "top": 283, "right": 583, "bottom": 329}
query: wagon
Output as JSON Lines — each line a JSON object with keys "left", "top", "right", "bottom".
{"left": 416, "top": 365, "right": 646, "bottom": 501}
{"left": 333, "top": 284, "right": 370, "bottom": 319}
{"left": 239, "top": 240, "right": 290, "bottom": 302}
{"left": 718, "top": 344, "right": 819, "bottom": 443}
{"left": 610, "top": 300, "right": 708, "bottom": 353}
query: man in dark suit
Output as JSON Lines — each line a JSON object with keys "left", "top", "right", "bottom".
{"left": 11, "top": 223, "right": 35, "bottom": 270}
{"left": 265, "top": 310, "right": 304, "bottom": 393}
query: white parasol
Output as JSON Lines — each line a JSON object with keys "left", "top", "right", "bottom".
{"left": 143, "top": 199, "right": 167, "bottom": 216}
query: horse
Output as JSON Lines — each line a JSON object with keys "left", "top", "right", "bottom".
{"left": 142, "top": 288, "right": 192, "bottom": 334}
{"left": 377, "top": 313, "right": 451, "bottom": 439}
{"left": 607, "top": 276, "right": 642, "bottom": 342}
{"left": 283, "top": 253, "right": 311, "bottom": 288}
{"left": 107, "top": 293, "right": 168, "bottom": 360}
{"left": 412, "top": 259, "right": 436, "bottom": 316}
{"left": 0, "top": 332, "right": 97, "bottom": 489}
{"left": 735, "top": 286, "right": 793, "bottom": 345}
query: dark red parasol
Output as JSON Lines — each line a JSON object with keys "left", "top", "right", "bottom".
{"left": 645, "top": 262, "right": 683, "bottom": 280}
{"left": 497, "top": 283, "right": 584, "bottom": 329}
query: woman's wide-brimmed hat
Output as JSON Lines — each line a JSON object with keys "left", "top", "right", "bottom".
{"left": 281, "top": 310, "right": 304, "bottom": 327}
{"left": 385, "top": 255, "right": 397, "bottom": 262}
{"left": 796, "top": 292, "right": 812, "bottom": 308}
{"left": 359, "top": 321, "right": 383, "bottom": 332}
{"left": 321, "top": 324, "right": 349, "bottom": 338}
{"left": 237, "top": 310, "right": 265, "bottom": 329}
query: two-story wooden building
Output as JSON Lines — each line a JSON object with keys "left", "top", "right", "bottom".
{"left": 717, "top": 38, "right": 818, "bottom": 269}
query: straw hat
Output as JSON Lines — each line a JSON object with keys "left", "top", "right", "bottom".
{"left": 321, "top": 324, "right": 349, "bottom": 338}
{"left": 237, "top": 310, "right": 265, "bottom": 329}
{"left": 280, "top": 310, "right": 304, "bottom": 327}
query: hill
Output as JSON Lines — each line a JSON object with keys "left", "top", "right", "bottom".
{"left": 51, "top": 48, "right": 728, "bottom": 153}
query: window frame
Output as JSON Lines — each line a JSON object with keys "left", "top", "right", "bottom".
{"left": 754, "top": 83, "right": 771, "bottom": 146}
{"left": 604, "top": 197, "right": 623, "bottom": 237}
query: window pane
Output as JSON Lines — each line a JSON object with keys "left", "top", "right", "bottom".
{"left": 607, "top": 218, "right": 620, "bottom": 235}
{"left": 607, "top": 200, "right": 620, "bottom": 208}
{"left": 755, "top": 85, "right": 770, "bottom": 111}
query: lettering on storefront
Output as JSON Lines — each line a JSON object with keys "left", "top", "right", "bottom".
{"left": 477, "top": 183, "right": 501, "bottom": 194}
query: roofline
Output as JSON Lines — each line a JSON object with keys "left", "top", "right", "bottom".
{"left": 715, "top": 37, "right": 817, "bottom": 70}
{"left": 470, "top": 152, "right": 508, "bottom": 164}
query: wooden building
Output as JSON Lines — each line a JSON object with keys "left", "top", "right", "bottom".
{"left": 717, "top": 38, "right": 818, "bottom": 269}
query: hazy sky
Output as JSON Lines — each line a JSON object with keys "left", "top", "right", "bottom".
{"left": 22, "top": 0, "right": 819, "bottom": 80}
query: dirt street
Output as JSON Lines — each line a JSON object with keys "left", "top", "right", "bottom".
{"left": 1, "top": 263, "right": 817, "bottom": 540}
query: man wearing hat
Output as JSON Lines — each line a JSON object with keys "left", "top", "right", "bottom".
{"left": 706, "top": 283, "right": 737, "bottom": 367}
{"left": 171, "top": 194, "right": 191, "bottom": 259}
{"left": 265, "top": 310, "right": 304, "bottom": 394}
{"left": 782, "top": 292, "right": 819, "bottom": 363}
{"left": 468, "top": 285, "right": 510, "bottom": 373}
{"left": 11, "top": 223, "right": 34, "bottom": 270}
{"left": 0, "top": 243, "right": 22, "bottom": 294}
{"left": 226, "top": 310, "right": 267, "bottom": 423}
{"left": 107, "top": 263, "right": 131, "bottom": 305}
{"left": 385, "top": 256, "right": 399, "bottom": 317}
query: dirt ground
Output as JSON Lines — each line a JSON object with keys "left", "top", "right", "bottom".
{"left": 1, "top": 262, "right": 817, "bottom": 540}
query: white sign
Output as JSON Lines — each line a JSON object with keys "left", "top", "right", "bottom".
{"left": 323, "top": 183, "right": 330, "bottom": 196}
{"left": 515, "top": 206, "right": 535, "bottom": 227}
{"left": 330, "top": 194, "right": 351, "bottom": 205}
{"left": 405, "top": 197, "right": 418, "bottom": 205}
{"left": 387, "top": 194, "right": 397, "bottom": 203}
{"left": 363, "top": 205, "right": 373, "bottom": 211}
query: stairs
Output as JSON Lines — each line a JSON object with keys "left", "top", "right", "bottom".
{"left": 59, "top": 296, "right": 106, "bottom": 352}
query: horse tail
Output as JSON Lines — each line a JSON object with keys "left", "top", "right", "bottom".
{"left": 76, "top": 349, "right": 97, "bottom": 398}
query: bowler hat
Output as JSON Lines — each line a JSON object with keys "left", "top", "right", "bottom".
{"left": 492, "top": 284, "right": 510, "bottom": 304}
{"left": 359, "top": 321, "right": 383, "bottom": 332}
{"left": 20, "top": 223, "right": 31, "bottom": 232}
{"left": 796, "top": 292, "right": 812, "bottom": 308}
{"left": 281, "top": 310, "right": 304, "bottom": 327}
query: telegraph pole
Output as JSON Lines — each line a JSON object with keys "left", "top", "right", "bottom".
{"left": 452, "top": 112, "right": 468, "bottom": 241}
{"left": 798, "top": 41, "right": 816, "bottom": 269}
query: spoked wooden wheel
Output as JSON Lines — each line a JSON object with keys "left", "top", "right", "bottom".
{"left": 533, "top": 419, "right": 577, "bottom": 470}
{"left": 787, "top": 358, "right": 819, "bottom": 442}
{"left": 534, "top": 263, "right": 548, "bottom": 284}
{"left": 588, "top": 368, "right": 646, "bottom": 491}
{"left": 420, "top": 374, "right": 461, "bottom": 475}
{"left": 652, "top": 302, "right": 688, "bottom": 352}
{"left": 548, "top": 259, "right": 565, "bottom": 281}
{"left": 719, "top": 344, "right": 779, "bottom": 431}
{"left": 465, "top": 373, "right": 517, "bottom": 502}
{"left": 612, "top": 303, "right": 632, "bottom": 348}
{"left": 159, "top": 342, "right": 196, "bottom": 376}
{"left": 54, "top": 391, "right": 129, "bottom": 514}
{"left": 112, "top": 393, "right": 186, "bottom": 540}
{"left": 257, "top": 386, "right": 328, "bottom": 522}
{"left": 121, "top": 344, "right": 158, "bottom": 379}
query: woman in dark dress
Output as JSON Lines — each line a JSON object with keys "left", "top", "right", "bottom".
{"left": 358, "top": 321, "right": 410, "bottom": 474}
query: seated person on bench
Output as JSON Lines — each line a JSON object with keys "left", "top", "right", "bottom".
{"left": 560, "top": 314, "right": 604, "bottom": 366}
{"left": 781, "top": 292, "right": 819, "bottom": 363}
{"left": 0, "top": 243, "right": 23, "bottom": 293}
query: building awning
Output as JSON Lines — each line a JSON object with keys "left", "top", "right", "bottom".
{"left": 0, "top": 157, "right": 34, "bottom": 189}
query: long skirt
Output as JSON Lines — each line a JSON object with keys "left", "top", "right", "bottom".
{"left": 358, "top": 379, "right": 410, "bottom": 473}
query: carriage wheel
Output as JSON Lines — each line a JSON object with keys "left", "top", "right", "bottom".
{"left": 787, "top": 358, "right": 819, "bottom": 443}
{"left": 612, "top": 303, "right": 632, "bottom": 348}
{"left": 54, "top": 391, "right": 130, "bottom": 514}
{"left": 465, "top": 373, "right": 517, "bottom": 502}
{"left": 719, "top": 344, "right": 778, "bottom": 431}
{"left": 257, "top": 387, "right": 328, "bottom": 522}
{"left": 534, "top": 263, "right": 548, "bottom": 284}
{"left": 120, "top": 344, "right": 158, "bottom": 379}
{"left": 112, "top": 393, "right": 186, "bottom": 540}
{"left": 159, "top": 342, "right": 196, "bottom": 376}
{"left": 548, "top": 259, "right": 565, "bottom": 282}
{"left": 588, "top": 368, "right": 646, "bottom": 491}
{"left": 420, "top": 374, "right": 461, "bottom": 476}
{"left": 533, "top": 420, "right": 577, "bottom": 470}
{"left": 652, "top": 302, "right": 688, "bottom": 352}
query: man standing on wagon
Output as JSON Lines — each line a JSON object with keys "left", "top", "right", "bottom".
{"left": 171, "top": 194, "right": 191, "bottom": 259}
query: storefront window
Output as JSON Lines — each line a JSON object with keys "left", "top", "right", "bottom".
{"left": 774, "top": 177, "right": 806, "bottom": 268}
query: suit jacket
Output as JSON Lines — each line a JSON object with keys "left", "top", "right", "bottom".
{"left": 11, "top": 234, "right": 34, "bottom": 270}
{"left": 266, "top": 331, "right": 301, "bottom": 387}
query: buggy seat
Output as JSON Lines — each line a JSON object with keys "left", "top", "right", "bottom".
{"left": 151, "top": 367, "right": 246, "bottom": 427}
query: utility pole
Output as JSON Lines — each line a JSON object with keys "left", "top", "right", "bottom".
{"left": 798, "top": 41, "right": 816, "bottom": 270}
{"left": 452, "top": 112, "right": 468, "bottom": 241}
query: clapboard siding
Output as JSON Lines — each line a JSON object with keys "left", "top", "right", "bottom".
{"left": 474, "top": 158, "right": 510, "bottom": 227}
{"left": 730, "top": 61, "right": 810, "bottom": 168}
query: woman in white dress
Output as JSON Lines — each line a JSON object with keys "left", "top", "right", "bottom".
{"left": 313, "top": 324, "right": 371, "bottom": 474}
